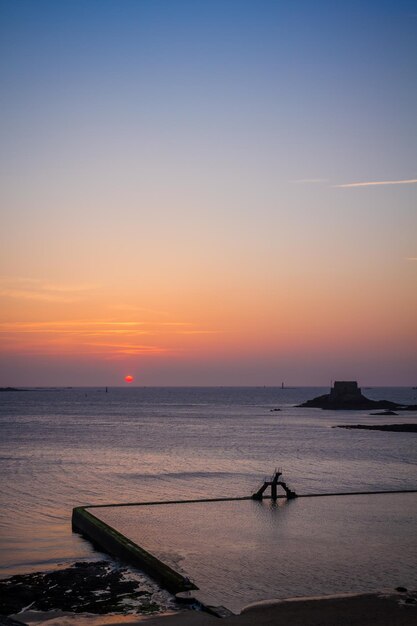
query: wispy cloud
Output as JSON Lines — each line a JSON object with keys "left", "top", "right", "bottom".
{"left": 0, "top": 277, "right": 99, "bottom": 303}
{"left": 0, "top": 320, "right": 144, "bottom": 328}
{"left": 289, "top": 178, "right": 328, "bottom": 184}
{"left": 110, "top": 304, "right": 169, "bottom": 316}
{"left": 0, "top": 320, "right": 220, "bottom": 334}
{"left": 0, "top": 320, "right": 149, "bottom": 337}
{"left": 160, "top": 322, "right": 194, "bottom": 327}
{"left": 176, "top": 330, "right": 222, "bottom": 335}
{"left": 0, "top": 321, "right": 166, "bottom": 358}
{"left": 0, "top": 289, "right": 80, "bottom": 303}
{"left": 41, "top": 283, "right": 97, "bottom": 293}
{"left": 0, "top": 318, "right": 222, "bottom": 358}
{"left": 333, "top": 178, "right": 417, "bottom": 189}
{"left": 406, "top": 257, "right": 417, "bottom": 261}
{"left": 84, "top": 342, "right": 168, "bottom": 356}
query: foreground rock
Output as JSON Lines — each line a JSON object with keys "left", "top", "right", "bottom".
{"left": 298, "top": 381, "right": 417, "bottom": 411}
{"left": 0, "top": 616, "right": 26, "bottom": 625}
{"left": 14, "top": 590, "right": 417, "bottom": 626}
{"left": 336, "top": 424, "right": 417, "bottom": 433}
{"left": 0, "top": 561, "right": 173, "bottom": 617}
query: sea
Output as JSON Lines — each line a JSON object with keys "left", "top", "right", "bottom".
{"left": 1, "top": 386, "right": 416, "bottom": 607}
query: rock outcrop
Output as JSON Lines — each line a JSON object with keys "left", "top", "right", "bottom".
{"left": 336, "top": 424, "right": 417, "bottom": 433}
{"left": 298, "top": 381, "right": 417, "bottom": 411}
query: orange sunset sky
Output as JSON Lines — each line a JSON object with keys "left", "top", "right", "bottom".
{"left": 1, "top": 1, "right": 416, "bottom": 386}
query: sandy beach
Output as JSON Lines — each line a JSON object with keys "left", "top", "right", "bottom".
{"left": 11, "top": 591, "right": 417, "bottom": 626}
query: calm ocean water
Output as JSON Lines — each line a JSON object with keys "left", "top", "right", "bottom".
{"left": 1, "top": 386, "right": 416, "bottom": 590}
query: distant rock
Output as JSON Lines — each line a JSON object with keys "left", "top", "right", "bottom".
{"left": 370, "top": 410, "right": 398, "bottom": 416}
{"left": 335, "top": 424, "right": 417, "bottom": 433}
{"left": 0, "top": 387, "right": 22, "bottom": 392}
{"left": 270, "top": 408, "right": 281, "bottom": 412}
{"left": 298, "top": 381, "right": 416, "bottom": 411}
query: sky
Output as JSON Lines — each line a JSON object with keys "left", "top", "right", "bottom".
{"left": 0, "top": 0, "right": 416, "bottom": 386}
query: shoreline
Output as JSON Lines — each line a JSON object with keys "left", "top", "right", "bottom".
{"left": 4, "top": 560, "right": 416, "bottom": 625}
{"left": 10, "top": 589, "right": 417, "bottom": 625}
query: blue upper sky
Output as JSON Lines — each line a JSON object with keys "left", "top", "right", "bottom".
{"left": 2, "top": 0, "right": 416, "bottom": 185}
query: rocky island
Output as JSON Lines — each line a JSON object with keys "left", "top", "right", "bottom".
{"left": 298, "top": 381, "right": 417, "bottom": 411}
{"left": 336, "top": 424, "right": 417, "bottom": 433}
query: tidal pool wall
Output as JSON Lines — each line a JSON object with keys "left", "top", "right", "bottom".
{"left": 74, "top": 492, "right": 417, "bottom": 614}
{"left": 73, "top": 490, "right": 417, "bottom": 614}
{"left": 72, "top": 506, "right": 197, "bottom": 594}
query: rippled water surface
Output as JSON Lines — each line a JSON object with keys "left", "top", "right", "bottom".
{"left": 1, "top": 386, "right": 416, "bottom": 585}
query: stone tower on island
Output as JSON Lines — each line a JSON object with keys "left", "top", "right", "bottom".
{"left": 329, "top": 381, "right": 363, "bottom": 404}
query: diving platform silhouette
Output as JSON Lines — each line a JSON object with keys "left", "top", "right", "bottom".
{"left": 252, "top": 469, "right": 297, "bottom": 500}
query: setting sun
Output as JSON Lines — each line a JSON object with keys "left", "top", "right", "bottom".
{"left": 124, "top": 375, "right": 134, "bottom": 383}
